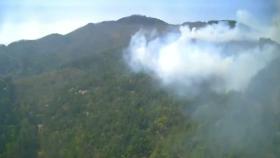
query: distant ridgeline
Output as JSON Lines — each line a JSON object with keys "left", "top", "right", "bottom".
{"left": 0, "top": 15, "right": 260, "bottom": 78}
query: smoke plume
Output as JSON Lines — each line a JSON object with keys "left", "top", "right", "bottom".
{"left": 124, "top": 11, "right": 280, "bottom": 156}
{"left": 126, "top": 22, "right": 278, "bottom": 94}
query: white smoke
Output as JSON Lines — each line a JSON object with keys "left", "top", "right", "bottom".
{"left": 125, "top": 23, "right": 279, "bottom": 94}
{"left": 123, "top": 6, "right": 280, "bottom": 155}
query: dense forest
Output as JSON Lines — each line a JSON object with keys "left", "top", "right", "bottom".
{"left": 0, "top": 15, "right": 280, "bottom": 158}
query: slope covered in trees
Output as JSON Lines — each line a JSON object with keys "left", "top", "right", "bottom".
{"left": 0, "top": 15, "right": 280, "bottom": 158}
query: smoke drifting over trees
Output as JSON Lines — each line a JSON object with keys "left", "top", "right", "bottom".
{"left": 125, "top": 16, "right": 280, "bottom": 156}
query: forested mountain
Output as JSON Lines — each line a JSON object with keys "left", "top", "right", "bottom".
{"left": 0, "top": 15, "right": 280, "bottom": 158}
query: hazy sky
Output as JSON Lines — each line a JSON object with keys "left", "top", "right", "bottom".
{"left": 0, "top": 0, "right": 278, "bottom": 44}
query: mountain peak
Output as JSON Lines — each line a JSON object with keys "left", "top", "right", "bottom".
{"left": 117, "top": 15, "right": 168, "bottom": 25}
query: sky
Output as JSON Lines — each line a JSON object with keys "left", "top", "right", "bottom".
{"left": 0, "top": 0, "right": 278, "bottom": 44}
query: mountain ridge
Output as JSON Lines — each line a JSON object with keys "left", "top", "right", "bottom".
{"left": 3, "top": 15, "right": 239, "bottom": 46}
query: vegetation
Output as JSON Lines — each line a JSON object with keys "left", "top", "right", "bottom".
{"left": 0, "top": 15, "right": 279, "bottom": 158}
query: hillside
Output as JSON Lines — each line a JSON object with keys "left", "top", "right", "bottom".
{"left": 0, "top": 15, "right": 280, "bottom": 158}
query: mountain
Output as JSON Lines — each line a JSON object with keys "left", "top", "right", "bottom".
{"left": 117, "top": 15, "right": 168, "bottom": 26}
{"left": 0, "top": 15, "right": 280, "bottom": 158}
{"left": 0, "top": 15, "right": 176, "bottom": 77}
{"left": 0, "top": 15, "right": 243, "bottom": 77}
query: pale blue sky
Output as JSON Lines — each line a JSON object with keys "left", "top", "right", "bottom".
{"left": 0, "top": 0, "right": 278, "bottom": 44}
